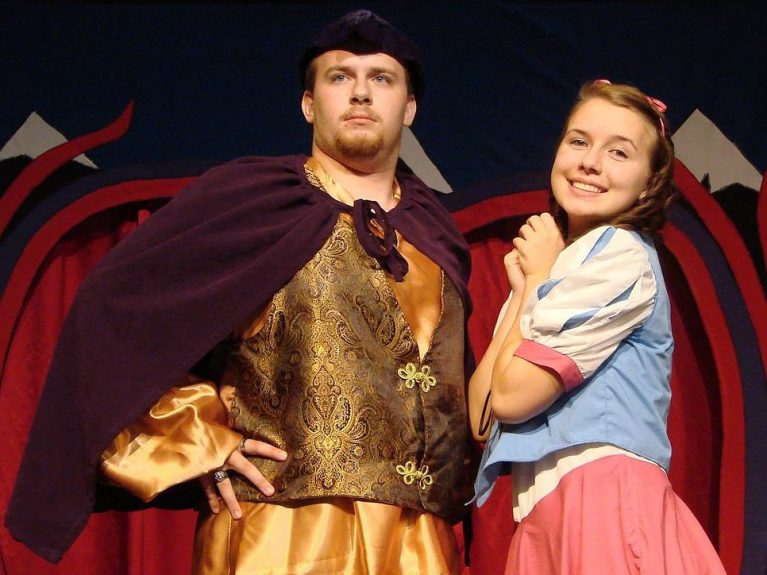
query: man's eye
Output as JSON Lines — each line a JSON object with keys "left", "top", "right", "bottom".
{"left": 331, "top": 74, "right": 349, "bottom": 82}
{"left": 373, "top": 75, "right": 390, "bottom": 83}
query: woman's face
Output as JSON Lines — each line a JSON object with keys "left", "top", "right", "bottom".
{"left": 550, "top": 97, "right": 655, "bottom": 238}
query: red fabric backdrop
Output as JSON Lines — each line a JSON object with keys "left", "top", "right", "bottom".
{"left": 0, "top": 207, "right": 197, "bottom": 575}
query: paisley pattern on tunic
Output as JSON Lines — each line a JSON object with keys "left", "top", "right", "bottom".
{"left": 223, "top": 216, "right": 469, "bottom": 520}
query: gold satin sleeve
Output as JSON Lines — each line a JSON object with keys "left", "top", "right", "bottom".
{"left": 100, "top": 376, "right": 241, "bottom": 502}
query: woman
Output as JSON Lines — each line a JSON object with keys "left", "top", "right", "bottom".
{"left": 469, "top": 80, "right": 726, "bottom": 574}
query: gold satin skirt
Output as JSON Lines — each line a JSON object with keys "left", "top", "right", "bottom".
{"left": 193, "top": 498, "right": 460, "bottom": 574}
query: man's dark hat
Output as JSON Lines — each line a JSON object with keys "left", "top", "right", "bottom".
{"left": 299, "top": 9, "right": 424, "bottom": 99}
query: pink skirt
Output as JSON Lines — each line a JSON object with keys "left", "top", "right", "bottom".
{"left": 505, "top": 455, "right": 726, "bottom": 574}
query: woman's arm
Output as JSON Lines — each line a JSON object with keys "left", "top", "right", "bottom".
{"left": 468, "top": 275, "right": 524, "bottom": 440}
{"left": 490, "top": 214, "right": 565, "bottom": 424}
{"left": 490, "top": 275, "right": 564, "bottom": 424}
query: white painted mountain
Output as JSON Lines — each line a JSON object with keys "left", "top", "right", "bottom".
{"left": 673, "top": 109, "right": 762, "bottom": 193}
{"left": 401, "top": 126, "right": 453, "bottom": 194}
{"left": 0, "top": 112, "right": 97, "bottom": 168}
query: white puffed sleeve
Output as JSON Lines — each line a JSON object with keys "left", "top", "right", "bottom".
{"left": 515, "top": 226, "right": 657, "bottom": 391}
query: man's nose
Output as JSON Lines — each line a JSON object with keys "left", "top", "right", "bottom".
{"left": 350, "top": 79, "right": 372, "bottom": 105}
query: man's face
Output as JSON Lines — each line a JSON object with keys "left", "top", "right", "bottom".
{"left": 301, "top": 50, "right": 416, "bottom": 166}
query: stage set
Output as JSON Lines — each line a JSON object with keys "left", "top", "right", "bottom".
{"left": 1, "top": 2, "right": 766, "bottom": 574}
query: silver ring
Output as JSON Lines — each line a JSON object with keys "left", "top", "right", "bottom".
{"left": 213, "top": 469, "right": 229, "bottom": 483}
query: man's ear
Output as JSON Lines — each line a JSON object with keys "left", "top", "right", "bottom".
{"left": 301, "top": 91, "right": 314, "bottom": 124}
{"left": 403, "top": 95, "right": 416, "bottom": 127}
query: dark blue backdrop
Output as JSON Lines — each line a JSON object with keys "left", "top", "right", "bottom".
{"left": 2, "top": 0, "right": 766, "bottom": 196}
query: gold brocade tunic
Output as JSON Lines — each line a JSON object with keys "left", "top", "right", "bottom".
{"left": 101, "top": 159, "right": 468, "bottom": 574}
{"left": 223, "top": 211, "right": 468, "bottom": 521}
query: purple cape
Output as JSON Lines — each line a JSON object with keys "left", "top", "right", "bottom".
{"left": 5, "top": 154, "right": 472, "bottom": 562}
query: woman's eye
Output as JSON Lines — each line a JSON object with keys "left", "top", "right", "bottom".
{"left": 610, "top": 148, "right": 629, "bottom": 159}
{"left": 569, "top": 138, "right": 587, "bottom": 147}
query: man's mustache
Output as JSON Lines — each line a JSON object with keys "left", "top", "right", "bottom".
{"left": 341, "top": 108, "right": 381, "bottom": 122}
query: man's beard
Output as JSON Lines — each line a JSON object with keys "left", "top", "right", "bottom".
{"left": 334, "top": 130, "right": 384, "bottom": 159}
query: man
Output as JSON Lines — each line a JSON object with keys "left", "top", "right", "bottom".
{"left": 7, "top": 9, "right": 473, "bottom": 574}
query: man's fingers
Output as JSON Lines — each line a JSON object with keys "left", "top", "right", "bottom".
{"left": 227, "top": 451, "right": 277, "bottom": 497}
{"left": 200, "top": 474, "right": 220, "bottom": 514}
{"left": 200, "top": 438, "right": 287, "bottom": 520}
{"left": 238, "top": 463, "right": 276, "bottom": 497}
{"left": 241, "top": 439, "right": 288, "bottom": 461}
{"left": 214, "top": 438, "right": 286, "bottom": 501}
{"left": 215, "top": 477, "right": 243, "bottom": 520}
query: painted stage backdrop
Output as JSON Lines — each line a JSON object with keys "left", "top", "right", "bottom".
{"left": 1, "top": 2, "right": 766, "bottom": 574}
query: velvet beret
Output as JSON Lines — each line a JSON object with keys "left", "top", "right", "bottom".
{"left": 299, "top": 9, "right": 424, "bottom": 99}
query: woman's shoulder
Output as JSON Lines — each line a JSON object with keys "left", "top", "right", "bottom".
{"left": 575, "top": 225, "right": 650, "bottom": 259}
{"left": 553, "top": 225, "right": 651, "bottom": 279}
